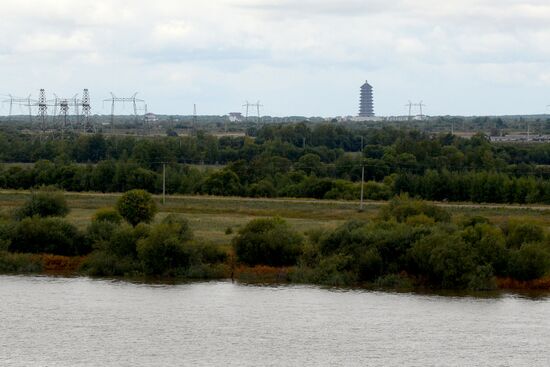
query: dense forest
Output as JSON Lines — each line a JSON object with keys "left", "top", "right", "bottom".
{"left": 0, "top": 123, "right": 550, "bottom": 204}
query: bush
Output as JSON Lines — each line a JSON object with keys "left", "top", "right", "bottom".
{"left": 409, "top": 231, "right": 475, "bottom": 288}
{"left": 161, "top": 214, "right": 193, "bottom": 242}
{"left": 92, "top": 207, "right": 123, "bottom": 224}
{"left": 0, "top": 251, "right": 43, "bottom": 273}
{"left": 16, "top": 186, "right": 69, "bottom": 219}
{"left": 116, "top": 189, "right": 157, "bottom": 226}
{"left": 462, "top": 223, "right": 508, "bottom": 276}
{"left": 9, "top": 217, "right": 89, "bottom": 256}
{"left": 0, "top": 220, "right": 15, "bottom": 251}
{"left": 232, "top": 217, "right": 303, "bottom": 267}
{"left": 137, "top": 223, "right": 191, "bottom": 275}
{"left": 508, "top": 243, "right": 550, "bottom": 281}
{"left": 105, "top": 224, "right": 148, "bottom": 258}
{"left": 79, "top": 251, "right": 139, "bottom": 277}
{"left": 86, "top": 220, "right": 118, "bottom": 250}
{"left": 505, "top": 220, "right": 545, "bottom": 249}
{"left": 379, "top": 194, "right": 451, "bottom": 223}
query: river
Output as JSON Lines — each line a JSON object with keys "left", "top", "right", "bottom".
{"left": 1, "top": 275, "right": 549, "bottom": 366}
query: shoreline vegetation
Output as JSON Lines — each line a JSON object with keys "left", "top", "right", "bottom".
{"left": 1, "top": 188, "right": 549, "bottom": 293}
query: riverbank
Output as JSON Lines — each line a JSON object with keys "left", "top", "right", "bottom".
{"left": 2, "top": 190, "right": 549, "bottom": 292}
{"left": 3, "top": 252, "right": 550, "bottom": 292}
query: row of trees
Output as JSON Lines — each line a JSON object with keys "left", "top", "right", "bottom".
{"left": 1, "top": 160, "right": 549, "bottom": 203}
{"left": 2, "top": 126, "right": 550, "bottom": 169}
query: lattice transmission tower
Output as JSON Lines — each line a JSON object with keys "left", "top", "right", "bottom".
{"left": 103, "top": 92, "right": 145, "bottom": 131}
{"left": 2, "top": 94, "right": 33, "bottom": 123}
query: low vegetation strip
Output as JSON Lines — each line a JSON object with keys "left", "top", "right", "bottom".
{"left": 0, "top": 188, "right": 549, "bottom": 291}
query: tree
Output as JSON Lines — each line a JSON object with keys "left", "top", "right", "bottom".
{"left": 201, "top": 169, "right": 242, "bottom": 196}
{"left": 116, "top": 189, "right": 157, "bottom": 226}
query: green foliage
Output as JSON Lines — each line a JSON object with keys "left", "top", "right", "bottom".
{"left": 92, "top": 207, "right": 123, "bottom": 224}
{"left": 85, "top": 220, "right": 118, "bottom": 250}
{"left": 409, "top": 231, "right": 475, "bottom": 288}
{"left": 15, "top": 186, "right": 69, "bottom": 219}
{"left": 8, "top": 216, "right": 89, "bottom": 256}
{"left": 0, "top": 251, "right": 42, "bottom": 274}
{"left": 79, "top": 251, "right": 139, "bottom": 277}
{"left": 201, "top": 169, "right": 242, "bottom": 196}
{"left": 161, "top": 214, "right": 193, "bottom": 242}
{"left": 379, "top": 194, "right": 451, "bottom": 223}
{"left": 0, "top": 220, "right": 15, "bottom": 251}
{"left": 137, "top": 223, "right": 191, "bottom": 275}
{"left": 508, "top": 243, "right": 550, "bottom": 281}
{"left": 116, "top": 189, "right": 158, "bottom": 226}
{"left": 462, "top": 223, "right": 508, "bottom": 275}
{"left": 232, "top": 217, "right": 303, "bottom": 266}
{"left": 504, "top": 220, "right": 545, "bottom": 249}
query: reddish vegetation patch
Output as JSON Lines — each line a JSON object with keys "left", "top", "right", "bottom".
{"left": 497, "top": 277, "right": 550, "bottom": 290}
{"left": 234, "top": 265, "right": 292, "bottom": 282}
{"left": 40, "top": 255, "right": 85, "bottom": 274}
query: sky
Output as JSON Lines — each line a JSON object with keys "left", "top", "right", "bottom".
{"left": 1, "top": 0, "right": 550, "bottom": 117}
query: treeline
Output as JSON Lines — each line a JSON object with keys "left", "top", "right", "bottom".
{"left": 2, "top": 160, "right": 550, "bottom": 204}
{"left": 1, "top": 125, "right": 550, "bottom": 204}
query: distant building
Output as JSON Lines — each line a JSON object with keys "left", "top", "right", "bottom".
{"left": 144, "top": 112, "right": 158, "bottom": 123}
{"left": 359, "top": 80, "right": 374, "bottom": 117}
{"left": 228, "top": 112, "right": 244, "bottom": 122}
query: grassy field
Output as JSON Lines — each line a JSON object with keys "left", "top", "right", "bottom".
{"left": 1, "top": 190, "right": 549, "bottom": 246}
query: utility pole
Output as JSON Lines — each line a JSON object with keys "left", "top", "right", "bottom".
{"left": 193, "top": 103, "right": 197, "bottom": 128}
{"left": 359, "top": 135, "right": 365, "bottom": 212}
{"left": 360, "top": 163, "right": 365, "bottom": 212}
{"left": 162, "top": 163, "right": 166, "bottom": 205}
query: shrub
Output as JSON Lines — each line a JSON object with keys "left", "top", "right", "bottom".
{"left": 505, "top": 220, "right": 545, "bottom": 249}
{"left": 0, "top": 220, "right": 15, "bottom": 251}
{"left": 92, "top": 207, "right": 123, "bottom": 224}
{"left": 137, "top": 223, "right": 191, "bottom": 275}
{"left": 105, "top": 225, "right": 146, "bottom": 258}
{"left": 232, "top": 217, "right": 303, "bottom": 267}
{"left": 16, "top": 186, "right": 69, "bottom": 219}
{"left": 0, "top": 251, "right": 43, "bottom": 273}
{"left": 79, "top": 251, "right": 139, "bottom": 277}
{"left": 379, "top": 194, "right": 451, "bottom": 223}
{"left": 9, "top": 217, "right": 88, "bottom": 256}
{"left": 86, "top": 220, "right": 118, "bottom": 250}
{"left": 116, "top": 189, "right": 157, "bottom": 226}
{"left": 409, "top": 231, "right": 475, "bottom": 288}
{"left": 462, "top": 223, "right": 508, "bottom": 276}
{"left": 161, "top": 214, "right": 193, "bottom": 242}
{"left": 508, "top": 243, "right": 550, "bottom": 281}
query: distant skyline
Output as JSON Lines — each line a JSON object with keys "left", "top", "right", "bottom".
{"left": 1, "top": 0, "right": 550, "bottom": 117}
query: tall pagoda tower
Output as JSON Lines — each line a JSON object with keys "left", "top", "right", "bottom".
{"left": 359, "top": 81, "right": 374, "bottom": 117}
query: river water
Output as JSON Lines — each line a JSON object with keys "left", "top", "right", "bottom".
{"left": 0, "top": 276, "right": 549, "bottom": 366}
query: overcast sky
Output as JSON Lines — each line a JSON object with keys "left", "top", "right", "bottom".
{"left": 1, "top": 0, "right": 550, "bottom": 117}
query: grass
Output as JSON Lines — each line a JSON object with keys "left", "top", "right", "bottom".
{"left": 1, "top": 189, "right": 549, "bottom": 246}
